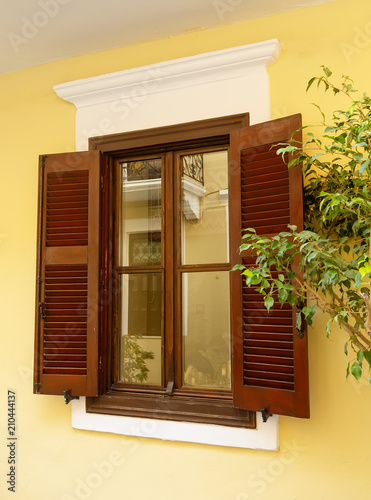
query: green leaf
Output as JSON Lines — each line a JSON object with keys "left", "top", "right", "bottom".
{"left": 306, "top": 77, "right": 316, "bottom": 92}
{"left": 232, "top": 264, "right": 245, "bottom": 271}
{"left": 311, "top": 102, "right": 325, "bottom": 122}
{"left": 344, "top": 342, "right": 348, "bottom": 356}
{"left": 287, "top": 294, "right": 296, "bottom": 306}
{"left": 355, "top": 271, "right": 362, "bottom": 288}
{"left": 351, "top": 361, "right": 362, "bottom": 380}
{"left": 360, "top": 158, "right": 371, "bottom": 174}
{"left": 302, "top": 305, "right": 316, "bottom": 325}
{"left": 323, "top": 66, "right": 332, "bottom": 78}
{"left": 359, "top": 262, "right": 371, "bottom": 277}
{"left": 278, "top": 288, "right": 289, "bottom": 304}
{"left": 357, "top": 350, "right": 364, "bottom": 364}
{"left": 311, "top": 153, "right": 323, "bottom": 161}
{"left": 264, "top": 296, "right": 274, "bottom": 311}
{"left": 296, "top": 312, "right": 302, "bottom": 330}
{"left": 326, "top": 320, "right": 331, "bottom": 337}
{"left": 364, "top": 351, "right": 371, "bottom": 369}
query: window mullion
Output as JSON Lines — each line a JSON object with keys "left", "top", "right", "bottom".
{"left": 173, "top": 151, "right": 184, "bottom": 391}
{"left": 164, "top": 151, "right": 176, "bottom": 390}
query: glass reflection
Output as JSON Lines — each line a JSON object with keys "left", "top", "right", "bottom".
{"left": 119, "top": 158, "right": 162, "bottom": 267}
{"left": 119, "top": 273, "right": 162, "bottom": 386}
{"left": 182, "top": 271, "right": 231, "bottom": 390}
{"left": 181, "top": 150, "right": 229, "bottom": 265}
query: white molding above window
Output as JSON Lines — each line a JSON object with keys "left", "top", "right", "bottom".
{"left": 55, "top": 39, "right": 281, "bottom": 449}
{"left": 55, "top": 39, "right": 280, "bottom": 108}
{"left": 54, "top": 38, "right": 280, "bottom": 150}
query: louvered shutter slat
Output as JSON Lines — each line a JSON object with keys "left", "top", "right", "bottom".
{"left": 230, "top": 114, "right": 310, "bottom": 418}
{"left": 34, "top": 151, "right": 100, "bottom": 397}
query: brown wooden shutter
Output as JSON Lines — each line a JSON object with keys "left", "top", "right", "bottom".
{"left": 34, "top": 151, "right": 101, "bottom": 397}
{"left": 230, "top": 114, "right": 309, "bottom": 418}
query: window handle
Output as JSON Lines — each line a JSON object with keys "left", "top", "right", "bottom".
{"left": 166, "top": 380, "right": 174, "bottom": 396}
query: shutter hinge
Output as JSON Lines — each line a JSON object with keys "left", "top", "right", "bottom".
{"left": 99, "top": 356, "right": 103, "bottom": 372}
{"left": 37, "top": 277, "right": 44, "bottom": 285}
{"left": 63, "top": 390, "right": 79, "bottom": 405}
{"left": 34, "top": 382, "right": 42, "bottom": 393}
{"left": 39, "top": 155, "right": 46, "bottom": 170}
{"left": 100, "top": 175, "right": 104, "bottom": 190}
{"left": 261, "top": 408, "right": 273, "bottom": 423}
{"left": 38, "top": 302, "right": 46, "bottom": 320}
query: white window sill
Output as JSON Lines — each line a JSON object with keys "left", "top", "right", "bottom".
{"left": 72, "top": 397, "right": 279, "bottom": 450}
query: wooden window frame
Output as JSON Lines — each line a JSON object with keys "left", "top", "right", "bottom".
{"left": 86, "top": 113, "right": 256, "bottom": 428}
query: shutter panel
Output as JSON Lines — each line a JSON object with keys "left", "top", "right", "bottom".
{"left": 230, "top": 114, "right": 309, "bottom": 418}
{"left": 34, "top": 151, "right": 101, "bottom": 397}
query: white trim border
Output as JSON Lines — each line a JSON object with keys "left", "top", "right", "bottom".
{"left": 54, "top": 39, "right": 281, "bottom": 109}
{"left": 72, "top": 398, "right": 279, "bottom": 450}
{"left": 54, "top": 39, "right": 281, "bottom": 150}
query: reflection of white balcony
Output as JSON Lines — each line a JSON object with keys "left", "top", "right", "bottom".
{"left": 182, "top": 177, "right": 206, "bottom": 220}
{"left": 123, "top": 178, "right": 161, "bottom": 202}
{"left": 122, "top": 178, "right": 227, "bottom": 221}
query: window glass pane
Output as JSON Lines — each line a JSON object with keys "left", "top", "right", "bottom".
{"left": 181, "top": 150, "right": 229, "bottom": 265}
{"left": 182, "top": 271, "right": 231, "bottom": 390}
{"left": 119, "top": 159, "right": 162, "bottom": 266}
{"left": 119, "top": 273, "right": 162, "bottom": 385}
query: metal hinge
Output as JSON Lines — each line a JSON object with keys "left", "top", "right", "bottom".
{"left": 100, "top": 175, "right": 104, "bottom": 190}
{"left": 39, "top": 155, "right": 46, "bottom": 170}
{"left": 38, "top": 302, "right": 46, "bottom": 320}
{"left": 63, "top": 390, "right": 79, "bottom": 405}
{"left": 261, "top": 408, "right": 273, "bottom": 423}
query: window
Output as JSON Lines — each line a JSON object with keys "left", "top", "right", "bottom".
{"left": 34, "top": 113, "right": 310, "bottom": 427}
{"left": 116, "top": 148, "right": 231, "bottom": 391}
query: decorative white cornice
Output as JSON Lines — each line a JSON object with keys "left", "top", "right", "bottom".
{"left": 54, "top": 39, "right": 281, "bottom": 109}
{"left": 182, "top": 177, "right": 207, "bottom": 221}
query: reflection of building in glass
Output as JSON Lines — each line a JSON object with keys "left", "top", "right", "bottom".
{"left": 182, "top": 154, "right": 204, "bottom": 185}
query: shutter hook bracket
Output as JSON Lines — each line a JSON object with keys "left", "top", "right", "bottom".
{"left": 261, "top": 408, "right": 273, "bottom": 423}
{"left": 63, "top": 390, "right": 79, "bottom": 405}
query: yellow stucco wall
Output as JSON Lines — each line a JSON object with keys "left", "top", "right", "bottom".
{"left": 1, "top": 0, "right": 370, "bottom": 498}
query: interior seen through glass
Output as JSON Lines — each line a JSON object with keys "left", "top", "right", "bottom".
{"left": 119, "top": 273, "right": 162, "bottom": 385}
{"left": 118, "top": 150, "right": 231, "bottom": 389}
{"left": 182, "top": 271, "right": 231, "bottom": 390}
{"left": 181, "top": 150, "right": 229, "bottom": 265}
{"left": 119, "top": 158, "right": 162, "bottom": 267}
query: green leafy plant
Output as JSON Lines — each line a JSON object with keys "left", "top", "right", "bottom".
{"left": 235, "top": 67, "right": 371, "bottom": 382}
{"left": 121, "top": 335, "right": 155, "bottom": 383}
